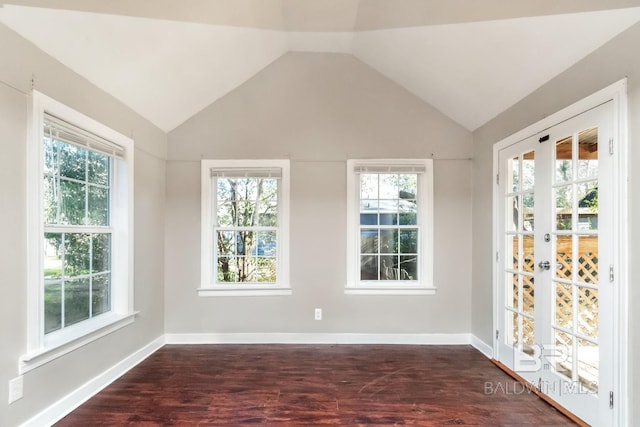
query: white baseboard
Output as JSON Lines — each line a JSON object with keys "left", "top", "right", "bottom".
{"left": 164, "top": 332, "right": 473, "bottom": 345}
{"left": 470, "top": 335, "right": 493, "bottom": 359}
{"left": 21, "top": 335, "right": 165, "bottom": 427}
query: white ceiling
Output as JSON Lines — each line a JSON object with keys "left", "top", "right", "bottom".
{"left": 1, "top": 2, "right": 640, "bottom": 132}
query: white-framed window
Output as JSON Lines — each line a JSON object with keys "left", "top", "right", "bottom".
{"left": 22, "top": 91, "right": 135, "bottom": 373}
{"left": 200, "top": 159, "right": 291, "bottom": 296}
{"left": 346, "top": 159, "right": 435, "bottom": 295}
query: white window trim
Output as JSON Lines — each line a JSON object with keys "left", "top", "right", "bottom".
{"left": 200, "top": 159, "right": 291, "bottom": 297}
{"left": 22, "top": 91, "right": 136, "bottom": 373}
{"left": 345, "top": 159, "right": 436, "bottom": 295}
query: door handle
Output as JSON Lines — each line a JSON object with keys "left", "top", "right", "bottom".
{"left": 538, "top": 261, "right": 551, "bottom": 271}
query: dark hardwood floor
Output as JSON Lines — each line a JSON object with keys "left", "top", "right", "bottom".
{"left": 57, "top": 345, "right": 575, "bottom": 426}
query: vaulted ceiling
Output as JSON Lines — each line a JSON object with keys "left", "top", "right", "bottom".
{"left": 2, "top": 1, "right": 640, "bottom": 132}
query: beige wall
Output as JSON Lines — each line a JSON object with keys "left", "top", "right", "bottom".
{"left": 166, "top": 52, "right": 474, "bottom": 335}
{"left": 471, "top": 21, "right": 640, "bottom": 421}
{"left": 0, "top": 23, "right": 167, "bottom": 426}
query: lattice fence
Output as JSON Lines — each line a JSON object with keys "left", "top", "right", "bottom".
{"left": 512, "top": 236, "right": 599, "bottom": 344}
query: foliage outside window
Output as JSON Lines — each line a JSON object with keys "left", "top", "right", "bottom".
{"left": 43, "top": 122, "right": 113, "bottom": 333}
{"left": 23, "top": 91, "right": 134, "bottom": 370}
{"left": 201, "top": 160, "right": 290, "bottom": 296}
{"left": 346, "top": 160, "right": 434, "bottom": 295}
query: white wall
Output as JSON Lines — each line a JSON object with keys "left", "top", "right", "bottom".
{"left": 0, "top": 23, "right": 167, "bottom": 426}
{"left": 471, "top": 21, "right": 640, "bottom": 421}
{"left": 166, "top": 52, "right": 474, "bottom": 335}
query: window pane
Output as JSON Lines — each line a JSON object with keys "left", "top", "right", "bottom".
{"left": 59, "top": 143, "right": 87, "bottom": 181}
{"left": 257, "top": 201, "right": 278, "bottom": 226}
{"left": 556, "top": 235, "right": 572, "bottom": 280}
{"left": 556, "top": 185, "right": 573, "bottom": 230}
{"left": 510, "top": 156, "right": 519, "bottom": 193}
{"left": 380, "top": 230, "right": 398, "bottom": 254}
{"left": 360, "top": 174, "right": 378, "bottom": 199}
{"left": 522, "top": 192, "right": 534, "bottom": 231}
{"left": 216, "top": 202, "right": 236, "bottom": 226}
{"left": 238, "top": 256, "right": 256, "bottom": 282}
{"left": 399, "top": 229, "right": 418, "bottom": 253}
{"left": 360, "top": 229, "right": 378, "bottom": 254}
{"left": 217, "top": 178, "right": 233, "bottom": 201}
{"left": 399, "top": 200, "right": 417, "bottom": 225}
{"left": 556, "top": 136, "right": 572, "bottom": 183}
{"left": 380, "top": 255, "right": 398, "bottom": 280}
{"left": 217, "top": 257, "right": 238, "bottom": 282}
{"left": 255, "top": 258, "right": 276, "bottom": 282}
{"left": 44, "top": 233, "right": 63, "bottom": 279}
{"left": 88, "top": 185, "right": 109, "bottom": 226}
{"left": 360, "top": 255, "right": 378, "bottom": 280}
{"left": 64, "top": 278, "right": 90, "bottom": 326}
{"left": 92, "top": 233, "right": 111, "bottom": 273}
{"left": 217, "top": 231, "right": 235, "bottom": 256}
{"left": 237, "top": 201, "right": 258, "bottom": 226}
{"left": 60, "top": 179, "right": 86, "bottom": 225}
{"left": 578, "top": 236, "right": 598, "bottom": 285}
{"left": 399, "top": 256, "right": 417, "bottom": 280}
{"left": 258, "top": 179, "right": 278, "bottom": 202}
{"left": 577, "top": 182, "right": 598, "bottom": 231}
{"left": 360, "top": 200, "right": 378, "bottom": 225}
{"left": 87, "top": 151, "right": 110, "bottom": 186}
{"left": 522, "top": 151, "right": 535, "bottom": 191}
{"left": 379, "top": 174, "right": 398, "bottom": 199}
{"left": 92, "top": 274, "right": 111, "bottom": 316}
{"left": 578, "top": 127, "right": 598, "bottom": 179}
{"left": 578, "top": 287, "right": 598, "bottom": 338}
{"left": 398, "top": 174, "right": 417, "bottom": 198}
{"left": 235, "top": 178, "right": 257, "bottom": 201}
{"left": 43, "top": 138, "right": 57, "bottom": 175}
{"left": 43, "top": 175, "right": 59, "bottom": 224}
{"left": 236, "top": 231, "right": 255, "bottom": 256}
{"left": 44, "top": 282, "right": 62, "bottom": 334}
{"left": 256, "top": 232, "right": 277, "bottom": 257}
{"left": 65, "top": 233, "right": 91, "bottom": 276}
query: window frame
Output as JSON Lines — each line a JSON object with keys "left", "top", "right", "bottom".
{"left": 200, "top": 159, "right": 291, "bottom": 296}
{"left": 22, "top": 91, "right": 136, "bottom": 373}
{"left": 346, "top": 159, "right": 436, "bottom": 295}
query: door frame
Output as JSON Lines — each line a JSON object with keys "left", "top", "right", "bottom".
{"left": 492, "top": 79, "right": 628, "bottom": 424}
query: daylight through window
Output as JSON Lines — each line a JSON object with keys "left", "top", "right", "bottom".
{"left": 201, "top": 160, "right": 290, "bottom": 295}
{"left": 346, "top": 160, "right": 434, "bottom": 294}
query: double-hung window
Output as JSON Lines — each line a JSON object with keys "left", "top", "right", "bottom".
{"left": 200, "top": 160, "right": 290, "bottom": 296}
{"left": 23, "top": 91, "right": 135, "bottom": 372}
{"left": 346, "top": 159, "right": 435, "bottom": 295}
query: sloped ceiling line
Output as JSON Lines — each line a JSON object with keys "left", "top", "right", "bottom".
{"left": 1, "top": 4, "right": 640, "bottom": 132}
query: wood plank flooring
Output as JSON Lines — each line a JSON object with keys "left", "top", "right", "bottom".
{"left": 56, "top": 345, "right": 575, "bottom": 426}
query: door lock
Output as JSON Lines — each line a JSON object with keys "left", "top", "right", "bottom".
{"left": 538, "top": 261, "right": 551, "bottom": 271}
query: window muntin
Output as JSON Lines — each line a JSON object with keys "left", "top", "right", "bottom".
{"left": 23, "top": 91, "right": 135, "bottom": 371}
{"left": 347, "top": 160, "right": 434, "bottom": 294}
{"left": 42, "top": 117, "right": 114, "bottom": 334}
{"left": 359, "top": 173, "right": 419, "bottom": 281}
{"left": 201, "top": 160, "right": 290, "bottom": 295}
{"left": 214, "top": 176, "right": 279, "bottom": 284}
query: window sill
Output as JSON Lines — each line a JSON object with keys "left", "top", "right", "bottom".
{"left": 198, "top": 287, "right": 292, "bottom": 297}
{"left": 345, "top": 287, "right": 437, "bottom": 296}
{"left": 20, "top": 311, "right": 138, "bottom": 374}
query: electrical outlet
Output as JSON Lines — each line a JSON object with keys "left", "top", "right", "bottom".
{"left": 8, "top": 376, "right": 23, "bottom": 404}
{"left": 314, "top": 308, "right": 322, "bottom": 320}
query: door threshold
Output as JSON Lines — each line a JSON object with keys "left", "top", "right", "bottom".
{"left": 491, "top": 359, "right": 588, "bottom": 427}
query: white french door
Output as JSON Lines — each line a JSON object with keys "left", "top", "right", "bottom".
{"left": 495, "top": 101, "right": 617, "bottom": 426}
